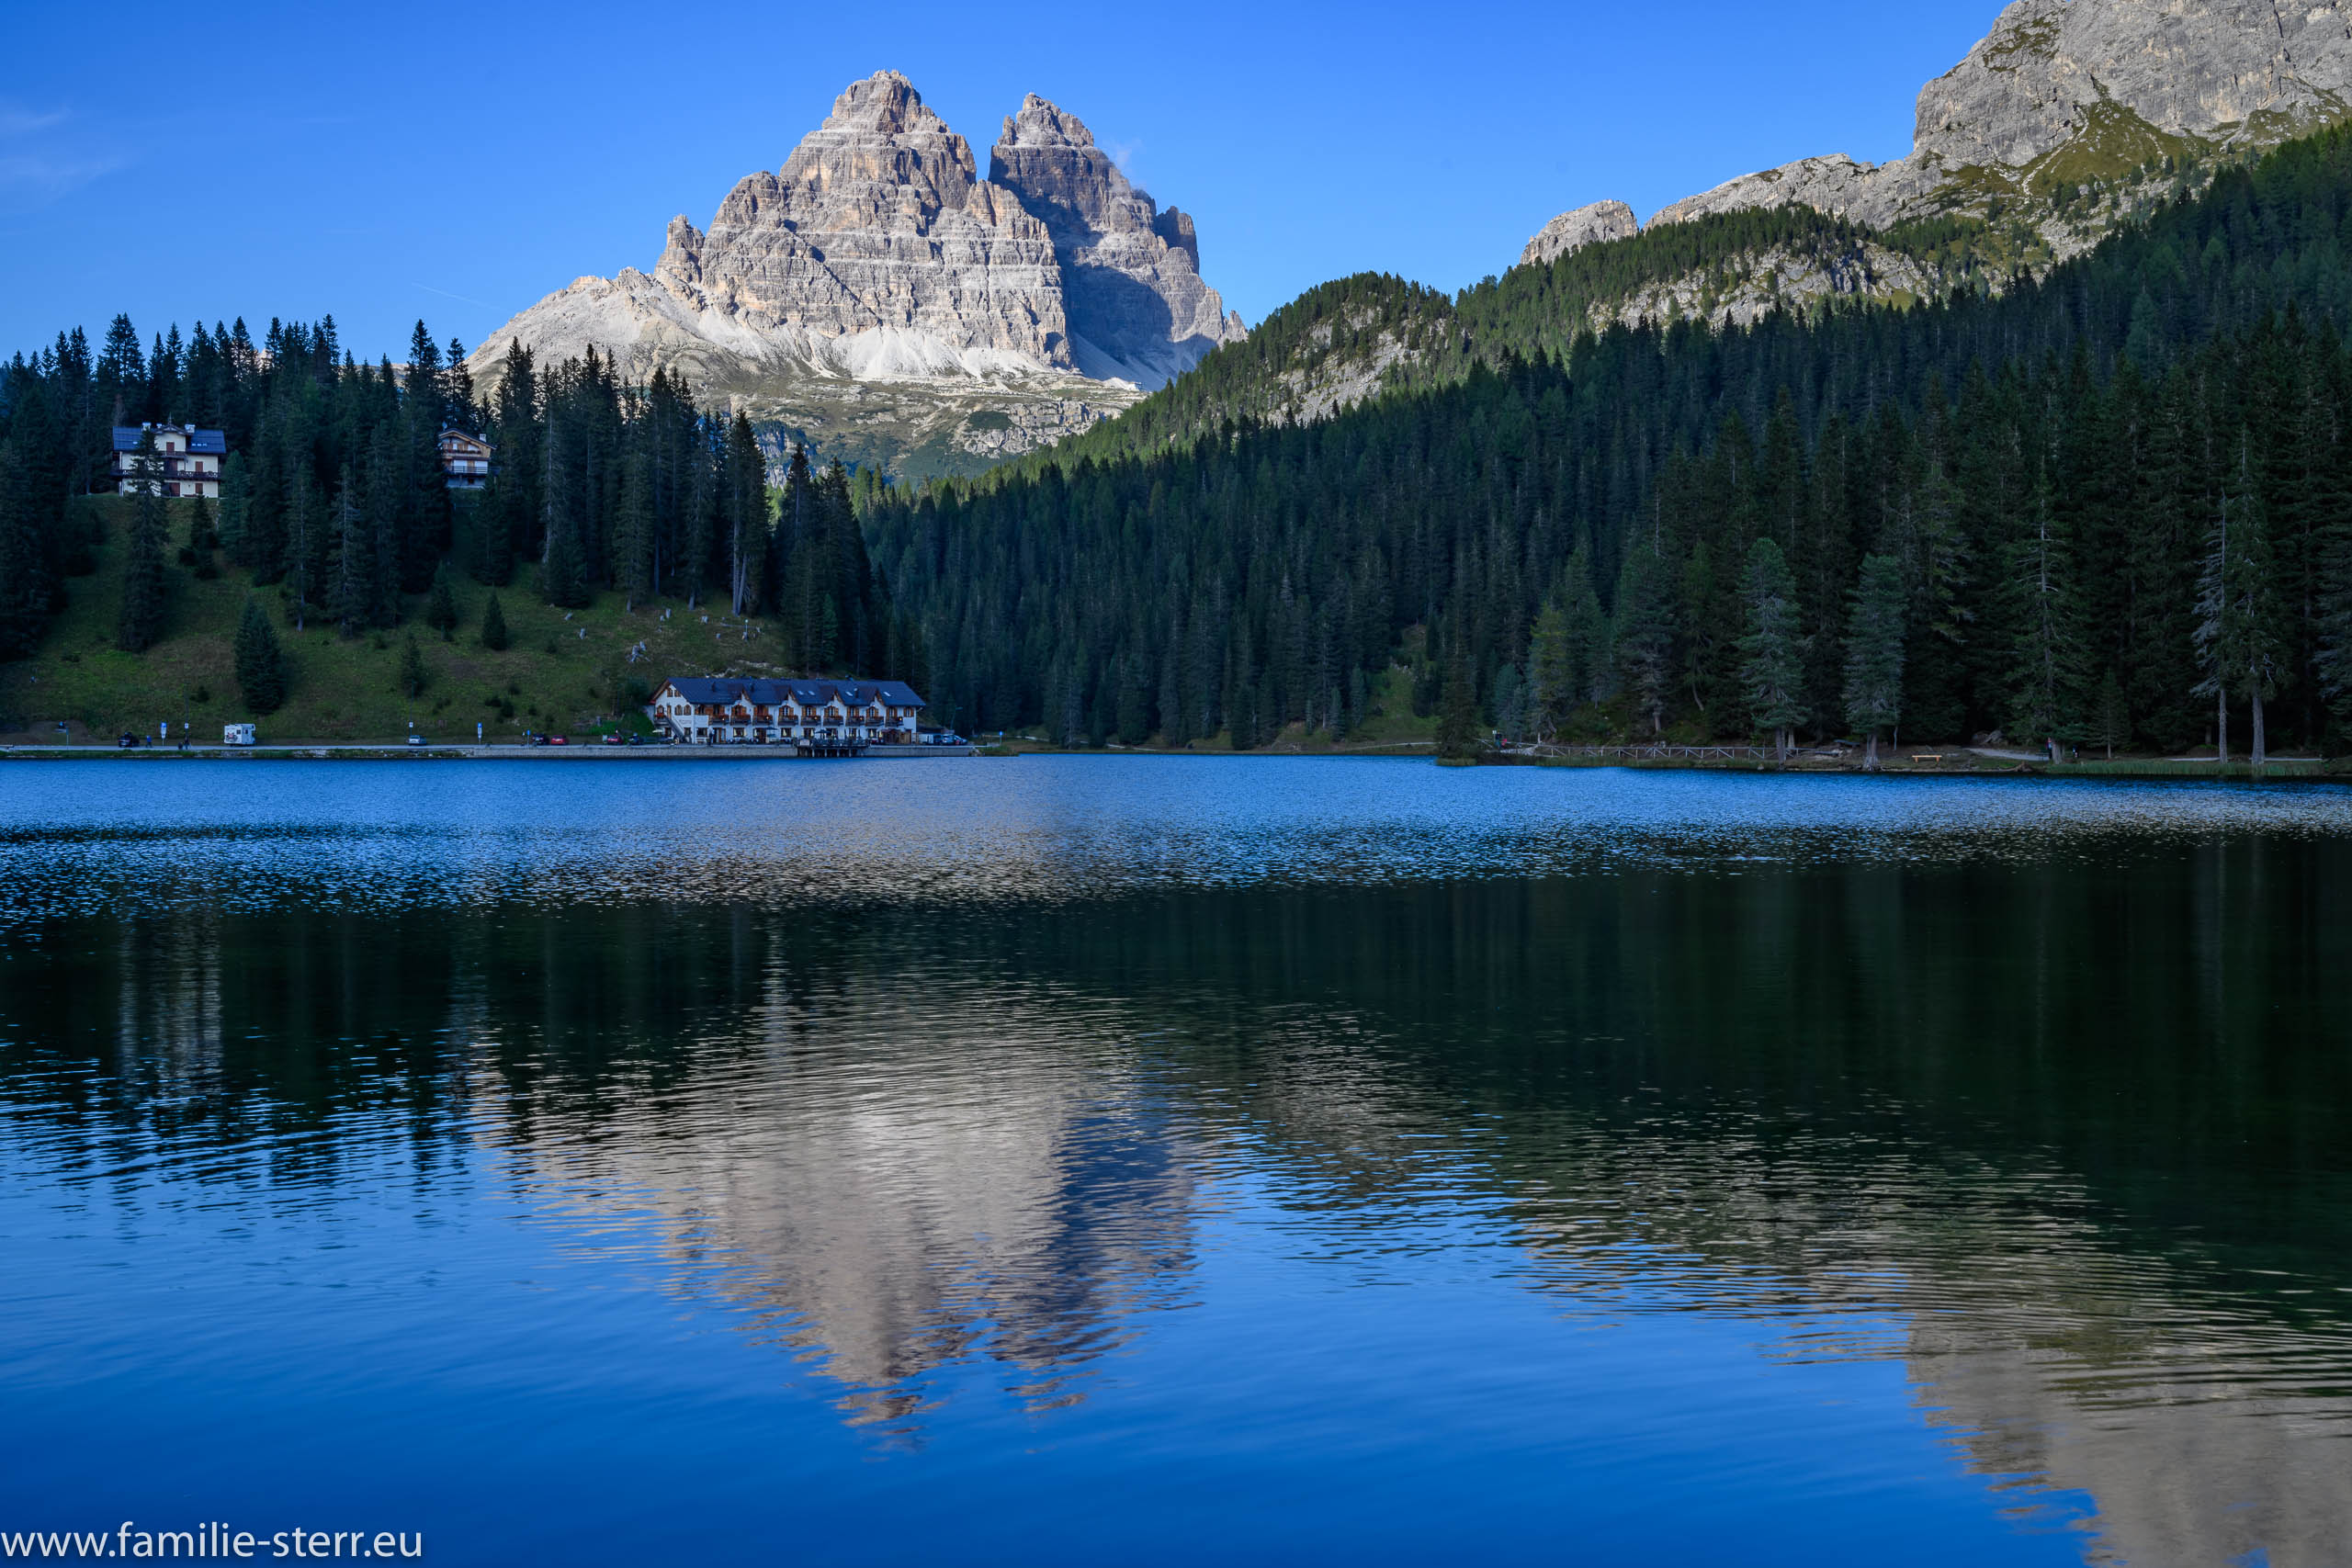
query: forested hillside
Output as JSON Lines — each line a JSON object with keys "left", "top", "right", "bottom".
{"left": 0, "top": 316, "right": 915, "bottom": 729}
{"left": 870, "top": 126, "right": 2352, "bottom": 759}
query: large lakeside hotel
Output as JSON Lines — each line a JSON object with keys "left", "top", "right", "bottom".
{"left": 650, "top": 677, "right": 925, "bottom": 746}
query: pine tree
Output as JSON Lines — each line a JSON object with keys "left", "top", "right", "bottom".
{"left": 331, "top": 464, "right": 371, "bottom": 637}
{"left": 424, "top": 562, "right": 459, "bottom": 640}
{"left": 480, "top": 592, "right": 509, "bottom": 651}
{"left": 725, "top": 413, "right": 766, "bottom": 616}
{"left": 1436, "top": 650, "right": 1481, "bottom": 760}
{"left": 116, "top": 437, "right": 168, "bottom": 652}
{"left": 1842, "top": 555, "right": 1907, "bottom": 770}
{"left": 2090, "top": 669, "right": 2131, "bottom": 759}
{"left": 1737, "top": 537, "right": 1808, "bottom": 761}
{"left": 2003, "top": 479, "right": 2087, "bottom": 762}
{"left": 232, "top": 598, "right": 288, "bottom": 715}
{"left": 284, "top": 465, "right": 320, "bottom": 630}
{"left": 615, "top": 446, "right": 655, "bottom": 609}
{"left": 186, "top": 491, "right": 216, "bottom": 552}
{"left": 0, "top": 439, "right": 51, "bottom": 658}
{"left": 542, "top": 519, "right": 587, "bottom": 608}
{"left": 1527, "top": 601, "right": 1574, "bottom": 742}
{"left": 2197, "top": 442, "right": 2290, "bottom": 765}
{"left": 2319, "top": 508, "right": 2352, "bottom": 737}
{"left": 399, "top": 633, "right": 428, "bottom": 699}
{"left": 1613, "top": 540, "right": 1677, "bottom": 737}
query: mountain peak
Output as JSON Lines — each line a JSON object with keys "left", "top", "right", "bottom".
{"left": 1001, "top": 95, "right": 1097, "bottom": 151}
{"left": 1520, "top": 201, "right": 1641, "bottom": 267}
{"left": 470, "top": 76, "right": 1247, "bottom": 472}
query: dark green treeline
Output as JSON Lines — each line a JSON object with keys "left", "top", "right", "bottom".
{"left": 872, "top": 126, "right": 2352, "bottom": 751}
{"left": 0, "top": 321, "right": 903, "bottom": 680}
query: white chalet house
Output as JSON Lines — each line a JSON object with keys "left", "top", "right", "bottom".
{"left": 110, "top": 423, "right": 226, "bottom": 499}
{"left": 650, "top": 677, "right": 925, "bottom": 745}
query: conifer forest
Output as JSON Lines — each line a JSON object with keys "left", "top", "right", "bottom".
{"left": 871, "top": 128, "right": 2352, "bottom": 760}
{"left": 15, "top": 127, "right": 2352, "bottom": 759}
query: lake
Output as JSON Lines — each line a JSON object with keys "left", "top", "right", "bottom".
{"left": 1, "top": 759, "right": 2347, "bottom": 1566}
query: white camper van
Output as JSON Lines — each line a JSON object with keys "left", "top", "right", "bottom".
{"left": 222, "top": 725, "right": 256, "bottom": 747}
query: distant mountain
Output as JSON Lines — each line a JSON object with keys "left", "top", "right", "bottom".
{"left": 1054, "top": 0, "right": 2352, "bottom": 466}
{"left": 469, "top": 72, "right": 1243, "bottom": 479}
{"left": 1530, "top": 0, "right": 2352, "bottom": 281}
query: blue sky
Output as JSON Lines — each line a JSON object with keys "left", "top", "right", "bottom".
{"left": 1, "top": 0, "right": 2005, "bottom": 364}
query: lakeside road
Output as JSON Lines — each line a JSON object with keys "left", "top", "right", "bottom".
{"left": 0, "top": 742, "right": 980, "bottom": 761}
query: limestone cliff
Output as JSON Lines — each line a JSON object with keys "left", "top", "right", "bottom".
{"left": 1656, "top": 0, "right": 2352, "bottom": 250}
{"left": 1526, "top": 0, "right": 2352, "bottom": 281}
{"left": 989, "top": 96, "right": 1247, "bottom": 387}
{"left": 1519, "top": 201, "right": 1640, "bottom": 268}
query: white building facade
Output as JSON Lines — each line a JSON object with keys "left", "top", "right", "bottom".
{"left": 650, "top": 677, "right": 925, "bottom": 746}
{"left": 110, "top": 424, "right": 226, "bottom": 499}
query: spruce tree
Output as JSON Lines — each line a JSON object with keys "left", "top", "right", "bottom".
{"left": 399, "top": 633, "right": 428, "bottom": 699}
{"left": 480, "top": 592, "right": 509, "bottom": 651}
{"left": 725, "top": 412, "right": 766, "bottom": 616}
{"left": 542, "top": 520, "right": 587, "bottom": 608}
{"left": 1842, "top": 555, "right": 1908, "bottom": 770}
{"left": 2197, "top": 445, "right": 2289, "bottom": 765}
{"left": 331, "top": 465, "right": 371, "bottom": 637}
{"left": 2318, "top": 514, "right": 2352, "bottom": 736}
{"left": 2090, "top": 670, "right": 2131, "bottom": 759}
{"left": 0, "top": 439, "right": 51, "bottom": 658}
{"left": 1737, "top": 537, "right": 1808, "bottom": 761}
{"left": 425, "top": 562, "right": 459, "bottom": 639}
{"left": 1435, "top": 651, "right": 1481, "bottom": 759}
{"left": 284, "top": 466, "right": 320, "bottom": 630}
{"left": 116, "top": 438, "right": 168, "bottom": 653}
{"left": 1527, "top": 601, "right": 1574, "bottom": 742}
{"left": 1613, "top": 542, "right": 1677, "bottom": 738}
{"left": 615, "top": 446, "right": 655, "bottom": 609}
{"left": 232, "top": 598, "right": 288, "bottom": 715}
{"left": 2003, "top": 481, "right": 2087, "bottom": 762}
{"left": 186, "top": 491, "right": 216, "bottom": 552}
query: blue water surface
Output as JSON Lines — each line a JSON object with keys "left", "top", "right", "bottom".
{"left": 2, "top": 759, "right": 2346, "bottom": 1565}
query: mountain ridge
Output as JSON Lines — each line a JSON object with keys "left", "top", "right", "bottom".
{"left": 1533, "top": 0, "right": 2352, "bottom": 268}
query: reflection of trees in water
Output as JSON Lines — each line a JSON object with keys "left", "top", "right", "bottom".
{"left": 7, "top": 843, "right": 2351, "bottom": 1560}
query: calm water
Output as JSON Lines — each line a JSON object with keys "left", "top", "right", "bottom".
{"left": 1, "top": 759, "right": 2348, "bottom": 1566}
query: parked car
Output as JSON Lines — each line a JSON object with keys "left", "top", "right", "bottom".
{"left": 603, "top": 733, "right": 626, "bottom": 746}
{"left": 406, "top": 735, "right": 425, "bottom": 748}
{"left": 548, "top": 736, "right": 568, "bottom": 747}
{"left": 117, "top": 733, "right": 138, "bottom": 750}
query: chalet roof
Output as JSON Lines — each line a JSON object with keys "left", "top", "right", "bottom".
{"left": 111, "top": 423, "right": 226, "bottom": 454}
{"left": 662, "top": 677, "right": 925, "bottom": 710}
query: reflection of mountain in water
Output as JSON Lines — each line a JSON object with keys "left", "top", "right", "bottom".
{"left": 8, "top": 833, "right": 2350, "bottom": 1562}
{"left": 500, "top": 1004, "right": 1197, "bottom": 1429}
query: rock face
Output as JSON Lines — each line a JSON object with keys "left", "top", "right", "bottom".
{"left": 652, "top": 72, "right": 1069, "bottom": 371}
{"left": 1528, "top": 0, "right": 2352, "bottom": 259}
{"left": 470, "top": 72, "right": 1245, "bottom": 476}
{"left": 989, "top": 96, "right": 1247, "bottom": 386}
{"left": 1519, "top": 200, "right": 1641, "bottom": 267}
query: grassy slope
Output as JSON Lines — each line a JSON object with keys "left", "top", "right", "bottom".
{"left": 0, "top": 497, "right": 808, "bottom": 743}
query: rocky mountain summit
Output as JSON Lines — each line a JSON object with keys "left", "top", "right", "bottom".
{"left": 1527, "top": 0, "right": 2352, "bottom": 279}
{"left": 1518, "top": 201, "right": 1641, "bottom": 268}
{"left": 990, "top": 96, "right": 1245, "bottom": 386}
{"left": 470, "top": 72, "right": 1243, "bottom": 477}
